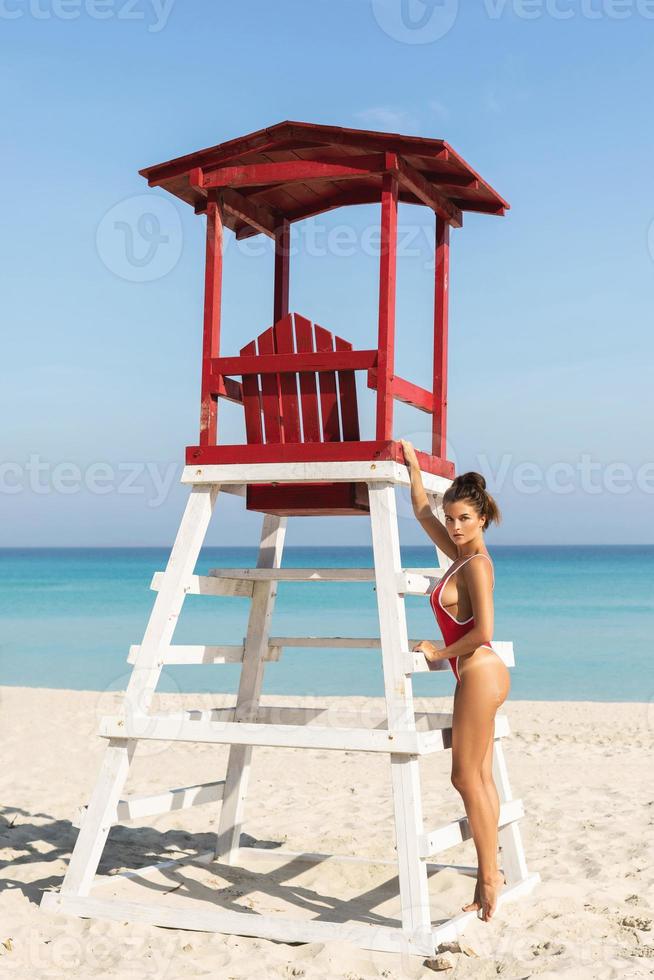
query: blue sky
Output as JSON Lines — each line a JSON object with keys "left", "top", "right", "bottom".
{"left": 2, "top": 0, "right": 652, "bottom": 546}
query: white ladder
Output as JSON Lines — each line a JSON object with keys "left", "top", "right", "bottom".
{"left": 41, "top": 461, "right": 540, "bottom": 958}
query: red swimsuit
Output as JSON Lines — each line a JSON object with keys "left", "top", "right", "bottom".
{"left": 429, "top": 553, "right": 495, "bottom": 683}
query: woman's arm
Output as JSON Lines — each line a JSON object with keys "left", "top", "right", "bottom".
{"left": 400, "top": 440, "right": 458, "bottom": 561}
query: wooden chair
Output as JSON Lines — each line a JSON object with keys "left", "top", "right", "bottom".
{"left": 240, "top": 312, "right": 370, "bottom": 515}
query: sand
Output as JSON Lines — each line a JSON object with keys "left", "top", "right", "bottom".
{"left": 1, "top": 687, "right": 653, "bottom": 979}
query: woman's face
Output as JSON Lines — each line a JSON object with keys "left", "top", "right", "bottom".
{"left": 444, "top": 499, "right": 485, "bottom": 543}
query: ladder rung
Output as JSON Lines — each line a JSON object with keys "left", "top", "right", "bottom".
{"left": 397, "top": 571, "right": 441, "bottom": 595}
{"left": 269, "top": 635, "right": 424, "bottom": 649}
{"left": 207, "top": 567, "right": 445, "bottom": 589}
{"left": 209, "top": 567, "right": 377, "bottom": 582}
{"left": 406, "top": 640, "right": 515, "bottom": 674}
{"left": 150, "top": 572, "right": 254, "bottom": 598}
{"left": 99, "top": 713, "right": 428, "bottom": 754}
{"left": 167, "top": 705, "right": 456, "bottom": 731}
{"left": 419, "top": 799, "right": 525, "bottom": 858}
{"left": 73, "top": 780, "right": 226, "bottom": 828}
{"left": 126, "top": 644, "right": 282, "bottom": 666}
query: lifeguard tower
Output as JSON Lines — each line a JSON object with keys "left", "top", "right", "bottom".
{"left": 42, "top": 121, "right": 539, "bottom": 957}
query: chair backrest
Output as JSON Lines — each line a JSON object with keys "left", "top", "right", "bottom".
{"left": 240, "top": 313, "right": 360, "bottom": 446}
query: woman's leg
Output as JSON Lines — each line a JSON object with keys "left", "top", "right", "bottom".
{"left": 451, "top": 649, "right": 510, "bottom": 920}
{"left": 460, "top": 728, "right": 500, "bottom": 912}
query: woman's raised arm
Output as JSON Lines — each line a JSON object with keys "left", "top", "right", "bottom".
{"left": 400, "top": 440, "right": 458, "bottom": 561}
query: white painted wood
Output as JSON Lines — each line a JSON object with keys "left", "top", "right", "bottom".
{"left": 209, "top": 566, "right": 378, "bottom": 582}
{"left": 73, "top": 781, "right": 226, "bottom": 828}
{"left": 419, "top": 799, "right": 525, "bottom": 858}
{"left": 368, "top": 481, "right": 433, "bottom": 946}
{"left": 396, "top": 571, "right": 440, "bottom": 595}
{"left": 406, "top": 640, "right": 516, "bottom": 674}
{"left": 215, "top": 514, "right": 287, "bottom": 865}
{"left": 47, "top": 471, "right": 540, "bottom": 953}
{"left": 40, "top": 892, "right": 435, "bottom": 956}
{"left": 126, "top": 644, "right": 282, "bottom": 665}
{"left": 150, "top": 571, "right": 253, "bottom": 598}
{"left": 209, "top": 567, "right": 443, "bottom": 584}
{"left": 60, "top": 485, "right": 220, "bottom": 898}
{"left": 269, "top": 635, "right": 421, "bottom": 649}
{"left": 493, "top": 739, "right": 531, "bottom": 885}
{"left": 99, "top": 713, "right": 428, "bottom": 754}
{"left": 182, "top": 460, "right": 449, "bottom": 494}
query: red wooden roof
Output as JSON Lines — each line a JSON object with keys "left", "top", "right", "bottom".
{"left": 140, "top": 120, "right": 509, "bottom": 239}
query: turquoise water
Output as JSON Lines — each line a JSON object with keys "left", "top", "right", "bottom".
{"left": 0, "top": 546, "right": 651, "bottom": 701}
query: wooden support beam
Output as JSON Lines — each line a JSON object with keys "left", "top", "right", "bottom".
{"left": 432, "top": 216, "right": 450, "bottom": 458}
{"left": 149, "top": 571, "right": 254, "bottom": 598}
{"left": 367, "top": 369, "right": 434, "bottom": 414}
{"left": 99, "top": 714, "right": 429, "bottom": 754}
{"left": 273, "top": 219, "right": 290, "bottom": 322}
{"left": 209, "top": 348, "right": 377, "bottom": 378}
{"left": 419, "top": 799, "right": 524, "bottom": 859}
{"left": 375, "top": 167, "right": 398, "bottom": 441}
{"left": 207, "top": 566, "right": 382, "bottom": 582}
{"left": 222, "top": 188, "right": 279, "bottom": 237}
{"left": 201, "top": 155, "right": 386, "bottom": 188}
{"left": 199, "top": 196, "right": 223, "bottom": 446}
{"left": 41, "top": 892, "right": 435, "bottom": 956}
{"left": 189, "top": 170, "right": 279, "bottom": 238}
{"left": 392, "top": 156, "right": 463, "bottom": 228}
{"left": 126, "top": 644, "right": 253, "bottom": 666}
{"left": 74, "top": 781, "right": 227, "bottom": 828}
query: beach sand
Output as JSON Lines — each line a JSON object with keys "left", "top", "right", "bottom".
{"left": 1, "top": 687, "right": 653, "bottom": 978}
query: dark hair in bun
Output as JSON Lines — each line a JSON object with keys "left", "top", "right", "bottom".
{"left": 442, "top": 471, "right": 501, "bottom": 533}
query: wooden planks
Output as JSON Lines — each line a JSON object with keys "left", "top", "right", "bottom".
{"left": 419, "top": 799, "right": 524, "bottom": 859}
{"left": 182, "top": 458, "right": 453, "bottom": 489}
{"left": 99, "top": 714, "right": 428, "bottom": 754}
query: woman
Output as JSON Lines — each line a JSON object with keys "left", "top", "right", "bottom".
{"left": 401, "top": 440, "right": 510, "bottom": 923}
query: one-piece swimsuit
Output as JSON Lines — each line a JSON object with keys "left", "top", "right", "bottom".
{"left": 429, "top": 553, "right": 495, "bottom": 682}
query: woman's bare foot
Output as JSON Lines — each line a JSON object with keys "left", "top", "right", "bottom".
{"left": 461, "top": 877, "right": 481, "bottom": 912}
{"left": 479, "top": 870, "right": 506, "bottom": 921}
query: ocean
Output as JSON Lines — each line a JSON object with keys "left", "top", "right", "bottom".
{"left": 0, "top": 546, "right": 651, "bottom": 701}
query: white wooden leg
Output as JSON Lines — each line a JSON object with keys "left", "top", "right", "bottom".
{"left": 59, "top": 484, "right": 220, "bottom": 898}
{"left": 125, "top": 484, "right": 220, "bottom": 719}
{"left": 214, "top": 513, "right": 287, "bottom": 864}
{"left": 368, "top": 482, "right": 434, "bottom": 954}
{"left": 492, "top": 738, "right": 530, "bottom": 884}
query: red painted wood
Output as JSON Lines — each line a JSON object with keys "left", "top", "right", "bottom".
{"left": 247, "top": 482, "right": 370, "bottom": 516}
{"left": 239, "top": 339, "right": 263, "bottom": 444}
{"left": 199, "top": 198, "right": 223, "bottom": 446}
{"left": 432, "top": 216, "right": 450, "bottom": 458}
{"left": 335, "top": 336, "right": 360, "bottom": 441}
{"left": 314, "top": 325, "right": 340, "bottom": 442}
{"left": 223, "top": 188, "right": 278, "bottom": 237}
{"left": 393, "top": 156, "right": 462, "bottom": 228}
{"left": 294, "top": 314, "right": 321, "bottom": 442}
{"left": 141, "top": 120, "right": 510, "bottom": 242}
{"left": 375, "top": 169, "right": 398, "bottom": 441}
{"left": 214, "top": 375, "right": 243, "bottom": 404}
{"left": 185, "top": 439, "right": 455, "bottom": 478}
{"left": 274, "top": 313, "right": 301, "bottom": 444}
{"left": 257, "top": 326, "right": 282, "bottom": 444}
{"left": 273, "top": 220, "right": 290, "bottom": 323}
{"left": 367, "top": 370, "right": 433, "bottom": 414}
{"left": 209, "top": 349, "right": 377, "bottom": 377}
{"left": 201, "top": 155, "right": 386, "bottom": 188}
